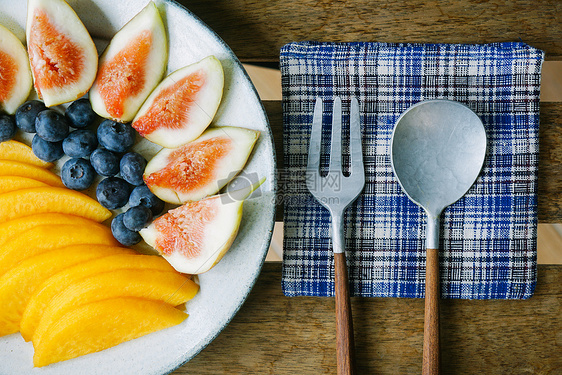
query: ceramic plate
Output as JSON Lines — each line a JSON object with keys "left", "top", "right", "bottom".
{"left": 0, "top": 1, "right": 276, "bottom": 374}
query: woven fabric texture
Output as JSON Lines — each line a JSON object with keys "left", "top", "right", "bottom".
{"left": 280, "top": 41, "right": 544, "bottom": 299}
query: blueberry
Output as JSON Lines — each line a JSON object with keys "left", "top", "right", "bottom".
{"left": 111, "top": 213, "right": 142, "bottom": 246}
{"left": 123, "top": 205, "right": 152, "bottom": 232}
{"left": 120, "top": 152, "right": 146, "bottom": 186}
{"left": 61, "top": 158, "right": 96, "bottom": 190}
{"left": 63, "top": 129, "right": 98, "bottom": 158}
{"left": 90, "top": 148, "right": 120, "bottom": 176}
{"left": 97, "top": 120, "right": 136, "bottom": 153}
{"left": 96, "top": 177, "right": 131, "bottom": 210}
{"left": 35, "top": 109, "right": 69, "bottom": 142}
{"left": 15, "top": 100, "right": 47, "bottom": 133}
{"left": 65, "top": 98, "right": 97, "bottom": 128}
{"left": 129, "top": 184, "right": 165, "bottom": 216}
{"left": 0, "top": 115, "right": 17, "bottom": 142}
{"left": 32, "top": 134, "right": 64, "bottom": 162}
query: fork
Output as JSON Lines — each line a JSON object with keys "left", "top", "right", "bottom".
{"left": 306, "top": 96, "right": 365, "bottom": 375}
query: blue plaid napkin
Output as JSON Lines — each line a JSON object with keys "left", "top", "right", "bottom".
{"left": 280, "top": 41, "right": 544, "bottom": 299}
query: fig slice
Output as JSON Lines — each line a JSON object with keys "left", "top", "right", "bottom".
{"left": 89, "top": 2, "right": 168, "bottom": 122}
{"left": 144, "top": 126, "right": 259, "bottom": 204}
{"left": 140, "top": 177, "right": 264, "bottom": 274}
{"left": 26, "top": 0, "right": 98, "bottom": 107}
{"left": 132, "top": 56, "right": 224, "bottom": 148}
{"left": 0, "top": 24, "right": 32, "bottom": 114}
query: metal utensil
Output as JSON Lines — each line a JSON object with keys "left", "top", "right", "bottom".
{"left": 307, "top": 97, "right": 365, "bottom": 375}
{"left": 390, "top": 99, "right": 487, "bottom": 375}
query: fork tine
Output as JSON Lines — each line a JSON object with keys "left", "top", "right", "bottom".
{"left": 307, "top": 97, "right": 323, "bottom": 176}
{"left": 329, "top": 97, "right": 342, "bottom": 172}
{"left": 349, "top": 97, "right": 364, "bottom": 177}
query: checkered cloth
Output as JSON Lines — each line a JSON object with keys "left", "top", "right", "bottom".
{"left": 280, "top": 42, "right": 544, "bottom": 299}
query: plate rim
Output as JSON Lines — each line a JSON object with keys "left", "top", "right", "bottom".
{"left": 146, "top": 1, "right": 279, "bottom": 372}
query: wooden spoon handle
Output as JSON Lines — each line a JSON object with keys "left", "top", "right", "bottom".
{"left": 423, "top": 248, "right": 440, "bottom": 375}
{"left": 334, "top": 251, "right": 355, "bottom": 375}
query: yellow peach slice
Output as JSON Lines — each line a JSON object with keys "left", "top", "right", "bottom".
{"left": 33, "top": 268, "right": 198, "bottom": 345}
{"left": 33, "top": 297, "right": 187, "bottom": 367}
{"left": 0, "top": 223, "right": 118, "bottom": 278}
{"left": 0, "top": 213, "right": 106, "bottom": 250}
{"left": 0, "top": 160, "right": 63, "bottom": 187}
{"left": 21, "top": 253, "right": 181, "bottom": 341}
{"left": 0, "top": 176, "right": 48, "bottom": 194}
{"left": 0, "top": 187, "right": 111, "bottom": 223}
{"left": 0, "top": 140, "right": 53, "bottom": 168}
{"left": 0, "top": 245, "right": 132, "bottom": 336}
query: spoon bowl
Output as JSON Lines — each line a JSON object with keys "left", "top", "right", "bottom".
{"left": 390, "top": 99, "right": 486, "bottom": 374}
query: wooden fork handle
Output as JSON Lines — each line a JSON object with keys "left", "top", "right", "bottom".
{"left": 334, "top": 251, "right": 356, "bottom": 375}
{"left": 423, "top": 248, "right": 440, "bottom": 375}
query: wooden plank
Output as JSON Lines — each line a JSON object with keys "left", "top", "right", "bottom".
{"left": 538, "top": 103, "right": 562, "bottom": 223}
{"left": 173, "top": 263, "right": 562, "bottom": 374}
{"left": 537, "top": 224, "right": 562, "bottom": 264}
{"left": 266, "top": 101, "right": 562, "bottom": 223}
{"left": 244, "top": 62, "right": 562, "bottom": 102}
{"left": 541, "top": 62, "right": 562, "bottom": 102}
{"left": 176, "top": 0, "right": 562, "bottom": 61}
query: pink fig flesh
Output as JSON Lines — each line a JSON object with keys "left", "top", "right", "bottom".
{"left": 143, "top": 126, "right": 259, "bottom": 204}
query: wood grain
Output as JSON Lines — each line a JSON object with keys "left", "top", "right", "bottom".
{"left": 537, "top": 224, "right": 562, "bottom": 264}
{"left": 423, "top": 248, "right": 440, "bottom": 375}
{"left": 334, "top": 252, "right": 356, "bottom": 375}
{"left": 243, "top": 61, "right": 561, "bottom": 102}
{"left": 165, "top": 4, "right": 562, "bottom": 374}
{"left": 176, "top": 0, "right": 562, "bottom": 61}
{"left": 266, "top": 101, "right": 562, "bottom": 223}
{"left": 174, "top": 263, "right": 562, "bottom": 374}
{"left": 537, "top": 103, "right": 562, "bottom": 223}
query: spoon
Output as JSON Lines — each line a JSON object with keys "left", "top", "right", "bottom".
{"left": 390, "top": 99, "right": 487, "bottom": 375}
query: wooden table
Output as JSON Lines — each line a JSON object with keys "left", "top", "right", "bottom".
{"left": 173, "top": 1, "right": 562, "bottom": 373}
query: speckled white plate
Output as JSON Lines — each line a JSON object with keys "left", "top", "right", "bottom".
{"left": 0, "top": 1, "right": 276, "bottom": 374}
